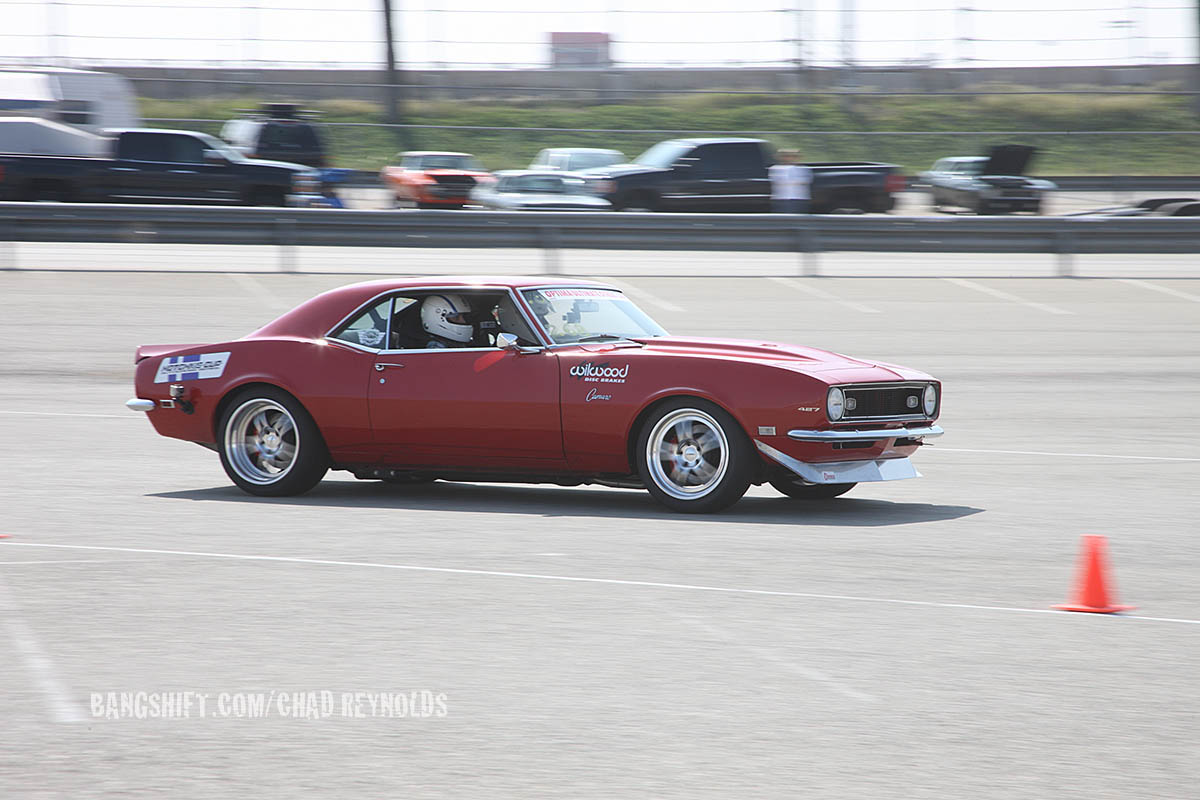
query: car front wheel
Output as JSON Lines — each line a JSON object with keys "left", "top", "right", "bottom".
{"left": 636, "top": 400, "right": 753, "bottom": 513}
{"left": 218, "top": 388, "right": 328, "bottom": 496}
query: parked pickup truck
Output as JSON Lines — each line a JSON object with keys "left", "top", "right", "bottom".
{"left": 0, "top": 128, "right": 311, "bottom": 205}
{"left": 579, "top": 137, "right": 903, "bottom": 213}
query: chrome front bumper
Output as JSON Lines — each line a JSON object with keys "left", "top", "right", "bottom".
{"left": 787, "top": 424, "right": 944, "bottom": 442}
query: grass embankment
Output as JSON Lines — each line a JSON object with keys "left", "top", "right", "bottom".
{"left": 139, "top": 84, "right": 1200, "bottom": 174}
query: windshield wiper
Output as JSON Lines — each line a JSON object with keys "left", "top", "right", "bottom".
{"left": 576, "top": 334, "right": 636, "bottom": 343}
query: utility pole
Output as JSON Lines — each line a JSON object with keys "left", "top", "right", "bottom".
{"left": 1194, "top": 0, "right": 1200, "bottom": 117}
{"left": 793, "top": 1, "right": 807, "bottom": 91}
{"left": 381, "top": 0, "right": 403, "bottom": 130}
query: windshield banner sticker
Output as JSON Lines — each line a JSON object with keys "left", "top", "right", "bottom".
{"left": 540, "top": 288, "right": 622, "bottom": 299}
{"left": 570, "top": 361, "right": 629, "bottom": 383}
{"left": 155, "top": 352, "right": 231, "bottom": 383}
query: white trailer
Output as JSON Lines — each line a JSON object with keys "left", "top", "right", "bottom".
{"left": 0, "top": 67, "right": 139, "bottom": 133}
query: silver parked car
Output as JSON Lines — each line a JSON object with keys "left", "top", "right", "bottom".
{"left": 918, "top": 145, "right": 1056, "bottom": 215}
{"left": 529, "top": 147, "right": 625, "bottom": 172}
{"left": 469, "top": 171, "right": 613, "bottom": 211}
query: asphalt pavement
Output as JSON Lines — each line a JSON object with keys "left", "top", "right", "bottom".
{"left": 2, "top": 268, "right": 1199, "bottom": 799}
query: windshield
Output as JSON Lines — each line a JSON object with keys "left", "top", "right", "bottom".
{"left": 958, "top": 159, "right": 987, "bottom": 175}
{"left": 633, "top": 140, "right": 693, "bottom": 169}
{"left": 569, "top": 151, "right": 624, "bottom": 170}
{"left": 522, "top": 288, "right": 667, "bottom": 344}
{"left": 404, "top": 154, "right": 483, "bottom": 171}
{"left": 503, "top": 175, "right": 592, "bottom": 195}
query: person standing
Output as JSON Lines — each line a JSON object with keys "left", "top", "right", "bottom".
{"left": 769, "top": 148, "right": 812, "bottom": 213}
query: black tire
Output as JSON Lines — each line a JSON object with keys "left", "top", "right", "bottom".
{"left": 217, "top": 387, "right": 328, "bottom": 497}
{"left": 635, "top": 398, "right": 754, "bottom": 513}
{"left": 248, "top": 186, "right": 287, "bottom": 206}
{"left": 768, "top": 474, "right": 856, "bottom": 500}
{"left": 618, "top": 190, "right": 658, "bottom": 212}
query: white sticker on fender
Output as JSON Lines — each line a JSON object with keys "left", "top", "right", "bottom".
{"left": 154, "top": 352, "right": 231, "bottom": 383}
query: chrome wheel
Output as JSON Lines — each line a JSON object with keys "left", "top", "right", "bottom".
{"left": 224, "top": 399, "right": 300, "bottom": 485}
{"left": 645, "top": 408, "right": 729, "bottom": 501}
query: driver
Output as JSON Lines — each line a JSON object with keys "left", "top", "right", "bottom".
{"left": 419, "top": 294, "right": 474, "bottom": 348}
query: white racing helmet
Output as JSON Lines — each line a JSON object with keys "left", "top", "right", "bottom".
{"left": 421, "top": 294, "right": 473, "bottom": 343}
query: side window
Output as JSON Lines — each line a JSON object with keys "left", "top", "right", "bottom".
{"left": 331, "top": 298, "right": 393, "bottom": 349}
{"left": 118, "top": 133, "right": 170, "bottom": 162}
{"left": 488, "top": 294, "right": 539, "bottom": 347}
{"left": 166, "top": 135, "right": 205, "bottom": 164}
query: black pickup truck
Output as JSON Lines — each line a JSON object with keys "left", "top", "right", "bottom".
{"left": 580, "top": 137, "right": 903, "bottom": 213}
{"left": 0, "top": 128, "right": 309, "bottom": 205}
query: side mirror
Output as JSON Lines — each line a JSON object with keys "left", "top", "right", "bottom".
{"left": 497, "top": 332, "right": 539, "bottom": 353}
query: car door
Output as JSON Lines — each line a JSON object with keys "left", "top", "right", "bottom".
{"left": 165, "top": 134, "right": 240, "bottom": 203}
{"left": 366, "top": 291, "right": 565, "bottom": 470}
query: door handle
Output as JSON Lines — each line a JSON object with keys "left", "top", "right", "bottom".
{"left": 374, "top": 362, "right": 405, "bottom": 371}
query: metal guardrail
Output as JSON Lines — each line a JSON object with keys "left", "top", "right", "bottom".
{"left": 2, "top": 202, "right": 1199, "bottom": 276}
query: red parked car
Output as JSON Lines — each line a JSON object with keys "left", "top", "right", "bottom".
{"left": 126, "top": 277, "right": 943, "bottom": 513}
{"left": 380, "top": 151, "right": 492, "bottom": 209}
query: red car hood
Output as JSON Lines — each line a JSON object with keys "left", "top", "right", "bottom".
{"left": 629, "top": 336, "right": 932, "bottom": 384}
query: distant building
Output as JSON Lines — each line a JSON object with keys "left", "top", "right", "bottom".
{"left": 549, "top": 33, "right": 611, "bottom": 69}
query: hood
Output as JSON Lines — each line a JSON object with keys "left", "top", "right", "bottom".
{"left": 630, "top": 336, "right": 931, "bottom": 383}
{"left": 578, "top": 163, "right": 665, "bottom": 179}
{"left": 981, "top": 144, "right": 1035, "bottom": 177}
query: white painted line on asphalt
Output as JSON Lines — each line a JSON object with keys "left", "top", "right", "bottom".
{"left": 768, "top": 277, "right": 880, "bottom": 313}
{"left": 0, "top": 410, "right": 134, "bottom": 419}
{"left": 1118, "top": 278, "right": 1200, "bottom": 303}
{"left": 934, "top": 447, "right": 1200, "bottom": 463}
{"left": 1, "top": 559, "right": 133, "bottom": 565}
{"left": 0, "top": 578, "right": 86, "bottom": 723}
{"left": 943, "top": 278, "right": 1073, "bottom": 315}
{"left": 6, "top": 542, "right": 1199, "bottom": 626}
{"left": 676, "top": 614, "right": 877, "bottom": 703}
{"left": 603, "top": 279, "right": 685, "bottom": 312}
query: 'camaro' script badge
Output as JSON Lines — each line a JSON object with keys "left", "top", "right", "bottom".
{"left": 585, "top": 389, "right": 612, "bottom": 402}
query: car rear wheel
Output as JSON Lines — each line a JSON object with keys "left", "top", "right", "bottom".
{"left": 636, "top": 400, "right": 753, "bottom": 513}
{"left": 768, "top": 475, "right": 857, "bottom": 500}
{"left": 219, "top": 388, "right": 328, "bottom": 496}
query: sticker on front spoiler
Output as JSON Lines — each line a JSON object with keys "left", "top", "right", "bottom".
{"left": 154, "top": 352, "right": 231, "bottom": 383}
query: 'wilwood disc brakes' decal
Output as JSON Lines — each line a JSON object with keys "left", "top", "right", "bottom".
{"left": 569, "top": 361, "right": 630, "bottom": 383}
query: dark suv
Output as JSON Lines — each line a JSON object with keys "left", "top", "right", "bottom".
{"left": 220, "top": 103, "right": 327, "bottom": 169}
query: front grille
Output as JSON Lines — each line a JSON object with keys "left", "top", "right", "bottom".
{"left": 842, "top": 384, "right": 925, "bottom": 420}
{"left": 431, "top": 174, "right": 477, "bottom": 188}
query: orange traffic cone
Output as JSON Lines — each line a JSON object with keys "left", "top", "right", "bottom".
{"left": 1053, "top": 535, "right": 1134, "bottom": 614}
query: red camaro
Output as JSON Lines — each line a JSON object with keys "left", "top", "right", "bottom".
{"left": 126, "top": 277, "right": 943, "bottom": 513}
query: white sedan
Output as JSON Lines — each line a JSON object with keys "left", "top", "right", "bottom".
{"left": 469, "top": 171, "right": 612, "bottom": 211}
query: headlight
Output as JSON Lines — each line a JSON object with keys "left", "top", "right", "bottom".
{"left": 923, "top": 383, "right": 938, "bottom": 416}
{"left": 827, "top": 387, "right": 845, "bottom": 422}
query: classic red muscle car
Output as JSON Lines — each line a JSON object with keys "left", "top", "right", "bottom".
{"left": 127, "top": 277, "right": 943, "bottom": 513}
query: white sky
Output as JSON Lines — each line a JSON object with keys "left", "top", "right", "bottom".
{"left": 1, "top": 0, "right": 1196, "bottom": 70}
